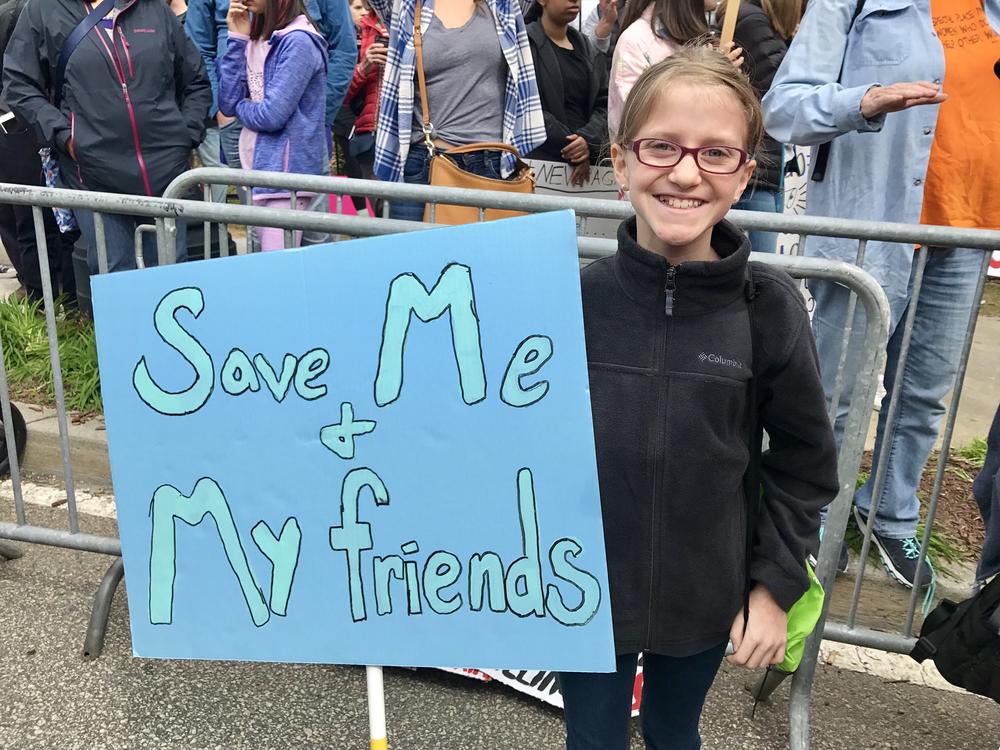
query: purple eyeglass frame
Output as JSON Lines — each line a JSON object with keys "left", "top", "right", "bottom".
{"left": 629, "top": 138, "right": 750, "bottom": 174}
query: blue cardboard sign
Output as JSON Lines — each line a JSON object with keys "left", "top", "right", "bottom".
{"left": 91, "top": 211, "right": 614, "bottom": 671}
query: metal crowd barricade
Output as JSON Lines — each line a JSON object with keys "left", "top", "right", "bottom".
{"left": 0, "top": 174, "right": 998, "bottom": 750}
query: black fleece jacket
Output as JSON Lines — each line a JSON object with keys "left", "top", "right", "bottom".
{"left": 2, "top": 0, "right": 210, "bottom": 197}
{"left": 582, "top": 219, "right": 838, "bottom": 656}
{"left": 525, "top": 21, "right": 608, "bottom": 165}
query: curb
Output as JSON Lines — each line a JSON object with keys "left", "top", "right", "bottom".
{"left": 16, "top": 402, "right": 112, "bottom": 489}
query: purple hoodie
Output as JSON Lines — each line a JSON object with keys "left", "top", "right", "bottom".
{"left": 218, "top": 15, "right": 327, "bottom": 196}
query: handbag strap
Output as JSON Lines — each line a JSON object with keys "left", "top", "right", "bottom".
{"left": 742, "top": 262, "right": 762, "bottom": 635}
{"left": 443, "top": 141, "right": 522, "bottom": 158}
{"left": 55, "top": 0, "right": 116, "bottom": 109}
{"left": 412, "top": 0, "right": 435, "bottom": 152}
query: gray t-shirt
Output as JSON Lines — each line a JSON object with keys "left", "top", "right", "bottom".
{"left": 411, "top": 10, "right": 505, "bottom": 146}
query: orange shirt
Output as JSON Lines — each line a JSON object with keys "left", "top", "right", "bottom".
{"left": 920, "top": 0, "right": 1000, "bottom": 229}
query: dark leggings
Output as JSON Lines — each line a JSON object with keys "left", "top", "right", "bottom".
{"left": 559, "top": 644, "right": 726, "bottom": 750}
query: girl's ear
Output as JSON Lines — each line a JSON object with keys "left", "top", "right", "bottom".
{"left": 733, "top": 157, "right": 756, "bottom": 203}
{"left": 610, "top": 142, "right": 630, "bottom": 194}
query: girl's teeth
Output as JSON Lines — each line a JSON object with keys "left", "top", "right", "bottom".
{"left": 662, "top": 198, "right": 702, "bottom": 209}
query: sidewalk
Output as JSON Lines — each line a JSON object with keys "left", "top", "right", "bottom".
{"left": 1, "top": 504, "right": 999, "bottom": 750}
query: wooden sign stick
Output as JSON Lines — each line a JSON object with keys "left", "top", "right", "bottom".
{"left": 718, "top": 0, "right": 741, "bottom": 47}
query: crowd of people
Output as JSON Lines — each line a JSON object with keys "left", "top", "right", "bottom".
{"left": 0, "top": 0, "right": 998, "bottom": 745}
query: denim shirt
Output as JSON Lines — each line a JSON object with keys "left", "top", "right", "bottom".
{"left": 762, "top": 0, "right": 1000, "bottom": 306}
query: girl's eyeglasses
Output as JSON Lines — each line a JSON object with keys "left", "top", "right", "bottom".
{"left": 628, "top": 138, "right": 749, "bottom": 175}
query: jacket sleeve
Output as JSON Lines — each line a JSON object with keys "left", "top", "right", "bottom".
{"left": 185, "top": 0, "right": 221, "bottom": 117}
{"left": 761, "top": 0, "right": 885, "bottom": 146}
{"left": 575, "top": 43, "right": 608, "bottom": 161}
{"left": 607, "top": 33, "right": 643, "bottom": 139}
{"left": 216, "top": 32, "right": 248, "bottom": 118}
{"left": 581, "top": 5, "right": 610, "bottom": 53}
{"left": 233, "top": 35, "right": 324, "bottom": 132}
{"left": 319, "top": 0, "right": 358, "bottom": 126}
{"left": 171, "top": 12, "right": 212, "bottom": 145}
{"left": 750, "top": 274, "right": 839, "bottom": 611}
{"left": 0, "top": 0, "right": 70, "bottom": 150}
{"left": 734, "top": 9, "right": 787, "bottom": 99}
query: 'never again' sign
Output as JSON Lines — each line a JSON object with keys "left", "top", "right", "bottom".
{"left": 92, "top": 211, "right": 614, "bottom": 672}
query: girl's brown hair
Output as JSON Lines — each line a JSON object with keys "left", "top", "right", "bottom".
{"left": 619, "top": 0, "right": 710, "bottom": 46}
{"left": 614, "top": 43, "right": 764, "bottom": 154}
{"left": 251, "top": 0, "right": 312, "bottom": 40}
{"left": 714, "top": 0, "right": 804, "bottom": 41}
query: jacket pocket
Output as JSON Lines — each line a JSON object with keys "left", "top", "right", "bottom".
{"left": 854, "top": 0, "right": 913, "bottom": 66}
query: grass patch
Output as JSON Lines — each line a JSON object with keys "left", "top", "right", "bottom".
{"left": 955, "top": 437, "right": 987, "bottom": 468}
{"left": 0, "top": 297, "right": 102, "bottom": 413}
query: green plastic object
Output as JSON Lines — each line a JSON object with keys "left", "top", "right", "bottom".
{"left": 779, "top": 562, "right": 825, "bottom": 673}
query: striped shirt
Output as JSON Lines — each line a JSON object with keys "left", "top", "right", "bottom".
{"left": 368, "top": 0, "right": 546, "bottom": 182}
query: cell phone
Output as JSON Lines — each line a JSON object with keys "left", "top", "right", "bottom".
{"left": 376, "top": 33, "right": 389, "bottom": 46}
{"left": 0, "top": 111, "right": 17, "bottom": 135}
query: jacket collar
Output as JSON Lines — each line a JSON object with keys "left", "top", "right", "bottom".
{"left": 612, "top": 216, "right": 752, "bottom": 316}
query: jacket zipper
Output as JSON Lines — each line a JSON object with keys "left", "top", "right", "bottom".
{"left": 645, "top": 268, "right": 674, "bottom": 650}
{"left": 117, "top": 28, "right": 134, "bottom": 78}
{"left": 87, "top": 1, "right": 152, "bottom": 195}
{"left": 663, "top": 266, "right": 677, "bottom": 317}
{"left": 70, "top": 111, "right": 84, "bottom": 182}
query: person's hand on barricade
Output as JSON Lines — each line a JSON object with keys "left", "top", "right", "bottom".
{"left": 726, "top": 584, "right": 787, "bottom": 669}
{"left": 360, "top": 43, "right": 389, "bottom": 75}
{"left": 595, "top": 0, "right": 617, "bottom": 40}
{"left": 226, "top": 0, "right": 251, "bottom": 36}
{"left": 720, "top": 40, "right": 744, "bottom": 71}
{"left": 570, "top": 162, "right": 590, "bottom": 187}
{"left": 859, "top": 81, "right": 947, "bottom": 120}
{"left": 561, "top": 134, "right": 590, "bottom": 165}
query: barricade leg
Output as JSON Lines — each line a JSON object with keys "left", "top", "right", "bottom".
{"left": 0, "top": 540, "right": 23, "bottom": 560}
{"left": 83, "top": 557, "right": 125, "bottom": 660}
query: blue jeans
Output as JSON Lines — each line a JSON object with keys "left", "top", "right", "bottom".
{"left": 560, "top": 645, "right": 725, "bottom": 750}
{"left": 388, "top": 145, "right": 504, "bottom": 221}
{"left": 812, "top": 248, "right": 986, "bottom": 538}
{"left": 733, "top": 186, "right": 781, "bottom": 253}
{"left": 196, "top": 125, "right": 229, "bottom": 204}
{"left": 218, "top": 118, "right": 244, "bottom": 169}
{"left": 75, "top": 208, "right": 187, "bottom": 274}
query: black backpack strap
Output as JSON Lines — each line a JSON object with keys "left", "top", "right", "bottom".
{"left": 811, "top": 0, "right": 867, "bottom": 183}
{"left": 54, "top": 0, "right": 116, "bottom": 108}
{"left": 742, "top": 263, "right": 763, "bottom": 633}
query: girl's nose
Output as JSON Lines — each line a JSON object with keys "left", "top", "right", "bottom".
{"left": 667, "top": 153, "right": 702, "bottom": 189}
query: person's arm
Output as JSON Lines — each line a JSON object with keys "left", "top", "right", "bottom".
{"left": 750, "top": 274, "right": 839, "bottom": 612}
{"left": 575, "top": 44, "right": 608, "bottom": 161}
{"left": 761, "top": 0, "right": 884, "bottom": 146}
{"left": 318, "top": 0, "right": 358, "bottom": 126}
{"left": 216, "top": 33, "right": 249, "bottom": 118}
{"left": 607, "top": 34, "right": 645, "bottom": 141}
{"left": 233, "top": 35, "right": 324, "bottom": 132}
{"left": 581, "top": 5, "right": 609, "bottom": 53}
{"left": 184, "top": 0, "right": 222, "bottom": 118}
{"left": 170, "top": 10, "right": 213, "bottom": 145}
{"left": 0, "top": 0, "right": 70, "bottom": 151}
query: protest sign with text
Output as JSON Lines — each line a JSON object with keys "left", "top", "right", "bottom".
{"left": 92, "top": 212, "right": 615, "bottom": 672}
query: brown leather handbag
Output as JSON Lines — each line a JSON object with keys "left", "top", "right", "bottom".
{"left": 412, "top": 0, "right": 535, "bottom": 225}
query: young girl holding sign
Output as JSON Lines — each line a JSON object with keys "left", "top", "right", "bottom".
{"left": 563, "top": 46, "right": 838, "bottom": 748}
{"left": 218, "top": 0, "right": 327, "bottom": 250}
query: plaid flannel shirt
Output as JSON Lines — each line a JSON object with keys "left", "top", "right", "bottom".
{"left": 368, "top": 0, "right": 545, "bottom": 182}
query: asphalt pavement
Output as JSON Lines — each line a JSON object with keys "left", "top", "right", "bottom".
{"left": 2, "top": 505, "right": 999, "bottom": 750}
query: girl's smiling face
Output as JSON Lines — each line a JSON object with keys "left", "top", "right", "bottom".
{"left": 612, "top": 81, "right": 756, "bottom": 264}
